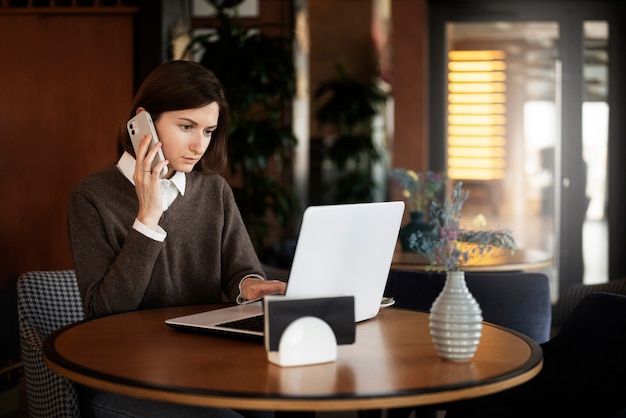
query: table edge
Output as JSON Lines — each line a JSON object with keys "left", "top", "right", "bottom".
{"left": 43, "top": 307, "right": 544, "bottom": 411}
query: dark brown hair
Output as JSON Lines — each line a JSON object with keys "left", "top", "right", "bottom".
{"left": 118, "top": 60, "right": 229, "bottom": 173}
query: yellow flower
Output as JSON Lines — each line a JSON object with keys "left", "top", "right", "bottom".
{"left": 472, "top": 214, "right": 487, "bottom": 228}
{"left": 407, "top": 170, "right": 419, "bottom": 181}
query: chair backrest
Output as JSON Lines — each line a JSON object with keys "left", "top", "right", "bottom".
{"left": 384, "top": 269, "right": 552, "bottom": 343}
{"left": 17, "top": 270, "right": 85, "bottom": 418}
{"left": 535, "top": 291, "right": 626, "bottom": 417}
{"left": 552, "top": 276, "right": 626, "bottom": 330}
{"left": 444, "top": 292, "right": 626, "bottom": 418}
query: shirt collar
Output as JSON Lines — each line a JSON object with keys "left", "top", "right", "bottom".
{"left": 117, "top": 151, "right": 186, "bottom": 196}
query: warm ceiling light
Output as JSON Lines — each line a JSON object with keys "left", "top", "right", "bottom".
{"left": 449, "top": 104, "right": 507, "bottom": 114}
{"left": 449, "top": 125, "right": 506, "bottom": 136}
{"left": 448, "top": 157, "right": 506, "bottom": 168}
{"left": 447, "top": 49, "right": 507, "bottom": 182}
{"left": 448, "top": 136, "right": 506, "bottom": 147}
{"left": 448, "top": 147, "right": 506, "bottom": 158}
{"left": 448, "top": 168, "right": 506, "bottom": 180}
{"left": 449, "top": 115, "right": 506, "bottom": 125}
{"left": 449, "top": 72, "right": 507, "bottom": 82}
{"left": 449, "top": 50, "right": 506, "bottom": 60}
{"left": 448, "top": 61, "right": 507, "bottom": 71}
{"left": 449, "top": 93, "right": 506, "bottom": 103}
{"left": 449, "top": 82, "right": 506, "bottom": 93}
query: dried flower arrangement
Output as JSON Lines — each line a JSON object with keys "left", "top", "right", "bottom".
{"left": 411, "top": 182, "right": 516, "bottom": 271}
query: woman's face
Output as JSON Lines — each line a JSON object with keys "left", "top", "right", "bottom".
{"left": 153, "top": 102, "right": 220, "bottom": 177}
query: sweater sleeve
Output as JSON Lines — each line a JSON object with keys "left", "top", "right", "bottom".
{"left": 68, "top": 186, "right": 164, "bottom": 319}
{"left": 218, "top": 181, "right": 265, "bottom": 302}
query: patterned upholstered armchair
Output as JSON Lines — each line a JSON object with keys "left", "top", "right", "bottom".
{"left": 17, "top": 270, "right": 84, "bottom": 418}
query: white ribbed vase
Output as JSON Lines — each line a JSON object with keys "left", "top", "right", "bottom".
{"left": 429, "top": 271, "right": 483, "bottom": 362}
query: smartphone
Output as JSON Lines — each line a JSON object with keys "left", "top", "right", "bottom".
{"left": 127, "top": 110, "right": 168, "bottom": 178}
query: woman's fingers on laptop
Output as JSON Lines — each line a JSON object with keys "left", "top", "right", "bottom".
{"left": 242, "top": 278, "right": 287, "bottom": 301}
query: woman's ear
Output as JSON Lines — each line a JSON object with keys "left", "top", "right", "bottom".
{"left": 136, "top": 107, "right": 145, "bottom": 115}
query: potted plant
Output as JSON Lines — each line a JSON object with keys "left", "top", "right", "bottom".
{"left": 313, "top": 64, "right": 389, "bottom": 204}
{"left": 186, "top": 0, "right": 299, "bottom": 252}
{"left": 388, "top": 168, "right": 445, "bottom": 252}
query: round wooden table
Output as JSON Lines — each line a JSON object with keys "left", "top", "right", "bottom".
{"left": 44, "top": 305, "right": 542, "bottom": 411}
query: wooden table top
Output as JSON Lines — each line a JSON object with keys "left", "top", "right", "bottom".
{"left": 392, "top": 247, "right": 554, "bottom": 272}
{"left": 44, "top": 305, "right": 542, "bottom": 411}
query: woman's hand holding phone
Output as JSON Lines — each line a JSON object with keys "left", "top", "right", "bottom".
{"left": 133, "top": 133, "right": 169, "bottom": 230}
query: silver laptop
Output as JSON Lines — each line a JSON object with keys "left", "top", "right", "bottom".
{"left": 165, "top": 200, "right": 405, "bottom": 339}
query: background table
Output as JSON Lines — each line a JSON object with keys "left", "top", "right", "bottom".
{"left": 44, "top": 305, "right": 542, "bottom": 411}
{"left": 392, "top": 247, "right": 554, "bottom": 272}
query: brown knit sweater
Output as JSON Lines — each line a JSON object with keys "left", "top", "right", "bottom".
{"left": 67, "top": 164, "right": 264, "bottom": 319}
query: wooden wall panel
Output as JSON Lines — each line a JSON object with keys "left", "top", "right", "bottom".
{"left": 308, "top": 0, "right": 378, "bottom": 137}
{"left": 0, "top": 12, "right": 135, "bottom": 288}
{"left": 391, "top": 0, "right": 428, "bottom": 172}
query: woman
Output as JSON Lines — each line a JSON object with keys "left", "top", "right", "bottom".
{"left": 68, "top": 60, "right": 285, "bottom": 417}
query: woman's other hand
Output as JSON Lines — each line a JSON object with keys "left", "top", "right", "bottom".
{"left": 241, "top": 277, "right": 287, "bottom": 301}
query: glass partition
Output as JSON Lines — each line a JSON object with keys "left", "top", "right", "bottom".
{"left": 445, "top": 21, "right": 559, "bottom": 259}
{"left": 582, "top": 20, "right": 609, "bottom": 284}
{"left": 444, "top": 20, "right": 610, "bottom": 288}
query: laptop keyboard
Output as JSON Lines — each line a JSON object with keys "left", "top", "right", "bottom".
{"left": 217, "top": 314, "right": 265, "bottom": 333}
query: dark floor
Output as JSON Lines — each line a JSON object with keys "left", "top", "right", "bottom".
{"left": 3, "top": 377, "right": 447, "bottom": 418}
{"left": 0, "top": 374, "right": 26, "bottom": 418}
